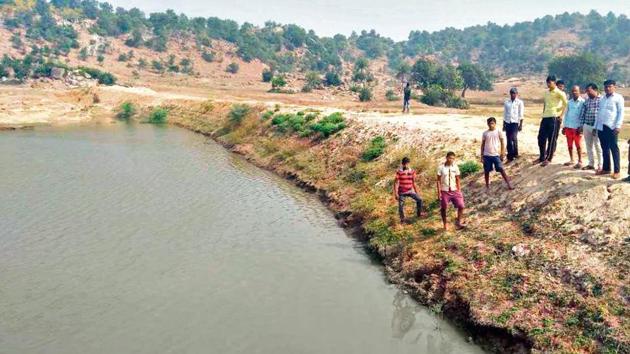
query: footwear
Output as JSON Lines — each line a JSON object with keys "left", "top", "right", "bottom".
{"left": 623, "top": 176, "right": 630, "bottom": 182}
{"left": 532, "top": 158, "right": 543, "bottom": 164}
{"left": 563, "top": 161, "right": 574, "bottom": 166}
{"left": 596, "top": 170, "right": 611, "bottom": 176}
{"left": 611, "top": 173, "right": 621, "bottom": 180}
{"left": 582, "top": 165, "right": 595, "bottom": 170}
{"left": 541, "top": 161, "right": 550, "bottom": 167}
{"left": 574, "top": 163, "right": 583, "bottom": 169}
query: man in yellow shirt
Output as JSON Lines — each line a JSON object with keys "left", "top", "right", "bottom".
{"left": 537, "top": 75, "right": 568, "bottom": 166}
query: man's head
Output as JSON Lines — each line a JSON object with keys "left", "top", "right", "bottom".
{"left": 401, "top": 156, "right": 410, "bottom": 169}
{"left": 557, "top": 80, "right": 566, "bottom": 91}
{"left": 604, "top": 79, "right": 616, "bottom": 96}
{"left": 509, "top": 87, "right": 518, "bottom": 100}
{"left": 571, "top": 85, "right": 580, "bottom": 100}
{"left": 546, "top": 75, "right": 557, "bottom": 90}
{"left": 585, "top": 83, "right": 599, "bottom": 98}
{"left": 406, "top": 82, "right": 410, "bottom": 88}
{"left": 487, "top": 117, "right": 497, "bottom": 130}
{"left": 445, "top": 151, "right": 456, "bottom": 165}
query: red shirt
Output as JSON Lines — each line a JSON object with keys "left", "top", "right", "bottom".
{"left": 396, "top": 168, "right": 416, "bottom": 194}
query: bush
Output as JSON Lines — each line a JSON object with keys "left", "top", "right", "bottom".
{"left": 420, "top": 85, "right": 445, "bottom": 106}
{"left": 309, "top": 112, "right": 346, "bottom": 138}
{"left": 116, "top": 102, "right": 136, "bottom": 120}
{"left": 304, "top": 71, "right": 321, "bottom": 91}
{"left": 77, "top": 67, "right": 116, "bottom": 85}
{"left": 226, "top": 62, "right": 239, "bottom": 74}
{"left": 201, "top": 51, "right": 214, "bottom": 63}
{"left": 228, "top": 104, "right": 251, "bottom": 125}
{"left": 97, "top": 54, "right": 105, "bottom": 64}
{"left": 147, "top": 108, "right": 168, "bottom": 124}
{"left": 118, "top": 53, "right": 128, "bottom": 62}
{"left": 385, "top": 89, "right": 399, "bottom": 101}
{"left": 151, "top": 60, "right": 164, "bottom": 72}
{"left": 262, "top": 68, "right": 273, "bottom": 82}
{"left": 261, "top": 110, "right": 274, "bottom": 120}
{"left": 324, "top": 71, "right": 342, "bottom": 86}
{"left": 271, "top": 75, "right": 287, "bottom": 89}
{"left": 358, "top": 86, "right": 372, "bottom": 102}
{"left": 459, "top": 160, "right": 481, "bottom": 177}
{"left": 361, "top": 136, "right": 387, "bottom": 161}
{"left": 445, "top": 95, "right": 469, "bottom": 109}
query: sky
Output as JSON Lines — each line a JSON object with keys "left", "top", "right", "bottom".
{"left": 107, "top": 0, "right": 630, "bottom": 41}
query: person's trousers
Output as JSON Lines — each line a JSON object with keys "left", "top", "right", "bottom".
{"left": 538, "top": 117, "right": 561, "bottom": 162}
{"left": 583, "top": 124, "right": 602, "bottom": 168}
{"left": 505, "top": 123, "right": 519, "bottom": 160}
{"left": 599, "top": 125, "right": 620, "bottom": 173}
{"left": 398, "top": 192, "right": 422, "bottom": 220}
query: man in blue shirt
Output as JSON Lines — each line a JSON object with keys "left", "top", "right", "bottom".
{"left": 562, "top": 85, "right": 584, "bottom": 168}
{"left": 594, "top": 80, "right": 625, "bottom": 179}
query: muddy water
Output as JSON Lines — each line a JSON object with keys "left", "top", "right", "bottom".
{"left": 0, "top": 125, "right": 484, "bottom": 354}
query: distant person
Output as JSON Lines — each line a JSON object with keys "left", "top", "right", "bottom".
{"left": 594, "top": 79, "right": 625, "bottom": 179}
{"left": 578, "top": 83, "right": 602, "bottom": 171}
{"left": 437, "top": 152, "right": 466, "bottom": 231}
{"left": 403, "top": 82, "right": 411, "bottom": 113}
{"left": 556, "top": 80, "right": 568, "bottom": 99}
{"left": 481, "top": 117, "right": 514, "bottom": 190}
{"left": 502, "top": 87, "right": 524, "bottom": 162}
{"left": 562, "top": 85, "right": 585, "bottom": 168}
{"left": 536, "top": 75, "right": 568, "bottom": 166}
{"left": 394, "top": 157, "right": 423, "bottom": 223}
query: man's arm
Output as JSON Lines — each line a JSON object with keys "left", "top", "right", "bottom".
{"left": 436, "top": 175, "right": 442, "bottom": 200}
{"left": 480, "top": 137, "right": 486, "bottom": 162}
{"left": 518, "top": 101, "right": 524, "bottom": 130}
{"left": 456, "top": 176, "right": 461, "bottom": 192}
{"left": 500, "top": 134, "right": 506, "bottom": 159}
{"left": 559, "top": 92, "right": 569, "bottom": 119}
{"left": 614, "top": 96, "right": 625, "bottom": 133}
{"left": 393, "top": 178, "right": 399, "bottom": 200}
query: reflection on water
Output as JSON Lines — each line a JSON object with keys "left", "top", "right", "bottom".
{"left": 0, "top": 125, "right": 484, "bottom": 354}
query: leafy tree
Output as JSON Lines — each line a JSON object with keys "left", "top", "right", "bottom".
{"left": 547, "top": 53, "right": 606, "bottom": 89}
{"left": 358, "top": 86, "right": 372, "bottom": 102}
{"left": 125, "top": 28, "right": 143, "bottom": 47}
{"left": 411, "top": 58, "right": 438, "bottom": 89}
{"left": 283, "top": 24, "right": 306, "bottom": 48}
{"left": 303, "top": 71, "right": 321, "bottom": 91}
{"left": 457, "top": 62, "right": 493, "bottom": 97}
{"left": 271, "top": 75, "right": 286, "bottom": 89}
{"left": 396, "top": 62, "right": 411, "bottom": 82}
{"left": 435, "top": 64, "right": 464, "bottom": 91}
{"left": 324, "top": 71, "right": 341, "bottom": 86}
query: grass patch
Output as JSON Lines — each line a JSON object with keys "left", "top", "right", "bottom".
{"left": 459, "top": 160, "right": 481, "bottom": 177}
{"left": 228, "top": 104, "right": 251, "bottom": 126}
{"left": 116, "top": 101, "right": 136, "bottom": 120}
{"left": 361, "top": 136, "right": 387, "bottom": 161}
{"left": 147, "top": 108, "right": 168, "bottom": 124}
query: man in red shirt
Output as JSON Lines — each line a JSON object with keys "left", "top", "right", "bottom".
{"left": 394, "top": 157, "right": 423, "bottom": 223}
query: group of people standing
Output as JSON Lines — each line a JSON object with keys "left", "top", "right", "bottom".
{"left": 395, "top": 76, "right": 627, "bottom": 230}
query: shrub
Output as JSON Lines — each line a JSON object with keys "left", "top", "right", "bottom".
{"left": 138, "top": 58, "right": 147, "bottom": 69}
{"left": 79, "top": 47, "right": 89, "bottom": 61}
{"left": 11, "top": 32, "right": 22, "bottom": 49}
{"left": 118, "top": 53, "right": 128, "bottom": 62}
{"left": 151, "top": 60, "right": 164, "bottom": 72}
{"left": 77, "top": 67, "right": 116, "bottom": 85}
{"left": 304, "top": 71, "right": 321, "bottom": 91}
{"left": 262, "top": 68, "right": 273, "bottom": 82}
{"left": 445, "top": 95, "right": 469, "bottom": 109}
{"left": 228, "top": 104, "right": 251, "bottom": 125}
{"left": 420, "top": 85, "right": 445, "bottom": 106}
{"left": 459, "top": 160, "right": 481, "bottom": 177}
{"left": 116, "top": 102, "right": 136, "bottom": 120}
{"left": 97, "top": 54, "right": 105, "bottom": 64}
{"left": 226, "top": 62, "right": 239, "bottom": 74}
{"left": 361, "top": 136, "right": 387, "bottom": 161}
{"left": 147, "top": 108, "right": 168, "bottom": 124}
{"left": 349, "top": 84, "right": 361, "bottom": 93}
{"left": 201, "top": 51, "right": 214, "bottom": 63}
{"left": 385, "top": 89, "right": 399, "bottom": 101}
{"left": 271, "top": 75, "right": 287, "bottom": 89}
{"left": 261, "top": 110, "right": 274, "bottom": 120}
{"left": 324, "top": 71, "right": 342, "bottom": 86}
{"left": 358, "top": 86, "right": 372, "bottom": 102}
{"left": 309, "top": 112, "right": 346, "bottom": 138}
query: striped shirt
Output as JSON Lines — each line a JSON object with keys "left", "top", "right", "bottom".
{"left": 580, "top": 95, "right": 600, "bottom": 127}
{"left": 395, "top": 168, "right": 416, "bottom": 194}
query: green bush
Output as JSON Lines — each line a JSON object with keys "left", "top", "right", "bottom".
{"left": 358, "top": 86, "right": 372, "bottom": 102}
{"left": 420, "top": 85, "right": 445, "bottom": 106}
{"left": 309, "top": 112, "right": 346, "bottom": 138}
{"left": 77, "top": 67, "right": 116, "bottom": 85}
{"left": 226, "top": 62, "right": 239, "bottom": 74}
{"left": 261, "top": 110, "right": 274, "bottom": 120}
{"left": 445, "top": 95, "right": 469, "bottom": 109}
{"left": 385, "top": 89, "right": 399, "bottom": 101}
{"left": 304, "top": 71, "right": 321, "bottom": 91}
{"left": 116, "top": 102, "right": 136, "bottom": 120}
{"left": 151, "top": 60, "right": 164, "bottom": 72}
{"left": 459, "top": 160, "right": 481, "bottom": 177}
{"left": 271, "top": 76, "right": 287, "bottom": 89}
{"left": 147, "top": 108, "right": 168, "bottom": 124}
{"left": 361, "top": 136, "right": 387, "bottom": 161}
{"left": 201, "top": 51, "right": 214, "bottom": 63}
{"left": 262, "top": 68, "right": 273, "bottom": 82}
{"left": 118, "top": 53, "right": 128, "bottom": 62}
{"left": 324, "top": 71, "right": 342, "bottom": 86}
{"left": 228, "top": 104, "right": 251, "bottom": 125}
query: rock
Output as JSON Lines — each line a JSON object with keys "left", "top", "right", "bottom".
{"left": 511, "top": 244, "right": 530, "bottom": 257}
{"left": 580, "top": 230, "right": 608, "bottom": 246}
{"left": 51, "top": 67, "right": 66, "bottom": 80}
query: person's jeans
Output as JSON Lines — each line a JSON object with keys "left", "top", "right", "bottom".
{"left": 398, "top": 192, "right": 422, "bottom": 220}
{"left": 599, "top": 125, "right": 620, "bottom": 173}
{"left": 505, "top": 123, "right": 519, "bottom": 160}
{"left": 538, "top": 117, "right": 561, "bottom": 162}
{"left": 583, "top": 124, "right": 602, "bottom": 168}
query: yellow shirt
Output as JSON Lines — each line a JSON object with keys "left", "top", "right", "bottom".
{"left": 542, "top": 87, "right": 568, "bottom": 118}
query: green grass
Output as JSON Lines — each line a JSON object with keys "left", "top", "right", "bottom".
{"left": 147, "top": 108, "right": 168, "bottom": 124}
{"left": 116, "top": 102, "right": 136, "bottom": 120}
{"left": 361, "top": 136, "right": 387, "bottom": 161}
{"left": 459, "top": 160, "right": 481, "bottom": 177}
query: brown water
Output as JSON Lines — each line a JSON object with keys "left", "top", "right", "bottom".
{"left": 0, "top": 124, "right": 484, "bottom": 354}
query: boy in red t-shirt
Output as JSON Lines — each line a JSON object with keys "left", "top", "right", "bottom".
{"left": 394, "top": 157, "right": 423, "bottom": 223}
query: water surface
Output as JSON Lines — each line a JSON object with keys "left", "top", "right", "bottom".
{"left": 0, "top": 125, "right": 484, "bottom": 354}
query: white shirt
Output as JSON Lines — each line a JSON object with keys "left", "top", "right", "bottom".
{"left": 437, "top": 163, "right": 460, "bottom": 192}
{"left": 594, "top": 92, "right": 625, "bottom": 130}
{"left": 482, "top": 129, "right": 504, "bottom": 156}
{"left": 503, "top": 98, "right": 524, "bottom": 124}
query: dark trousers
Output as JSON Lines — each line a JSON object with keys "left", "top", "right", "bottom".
{"left": 505, "top": 123, "right": 519, "bottom": 160}
{"left": 398, "top": 192, "right": 422, "bottom": 220}
{"left": 403, "top": 98, "right": 410, "bottom": 112}
{"left": 538, "top": 117, "right": 561, "bottom": 162}
{"left": 599, "top": 125, "right": 620, "bottom": 173}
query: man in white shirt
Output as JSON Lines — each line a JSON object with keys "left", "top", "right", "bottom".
{"left": 436, "top": 152, "right": 466, "bottom": 231}
{"left": 594, "top": 80, "right": 625, "bottom": 179}
{"left": 503, "top": 87, "right": 524, "bottom": 162}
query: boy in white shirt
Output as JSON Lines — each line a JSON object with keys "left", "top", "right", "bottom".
{"left": 437, "top": 152, "right": 466, "bottom": 231}
{"left": 481, "top": 117, "right": 514, "bottom": 190}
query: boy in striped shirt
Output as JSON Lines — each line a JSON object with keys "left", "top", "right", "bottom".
{"left": 394, "top": 157, "right": 423, "bottom": 223}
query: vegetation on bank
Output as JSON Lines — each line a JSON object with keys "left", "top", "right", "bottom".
{"left": 167, "top": 101, "right": 628, "bottom": 353}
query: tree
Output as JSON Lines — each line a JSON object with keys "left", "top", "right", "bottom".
{"left": 435, "top": 64, "right": 464, "bottom": 91}
{"left": 457, "top": 63, "right": 493, "bottom": 97}
{"left": 548, "top": 53, "right": 606, "bottom": 89}
{"left": 396, "top": 62, "right": 411, "bottom": 82}
{"left": 324, "top": 71, "right": 341, "bottom": 86}
{"left": 271, "top": 76, "right": 286, "bottom": 89}
{"left": 411, "top": 58, "right": 438, "bottom": 89}
{"left": 303, "top": 71, "right": 321, "bottom": 91}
